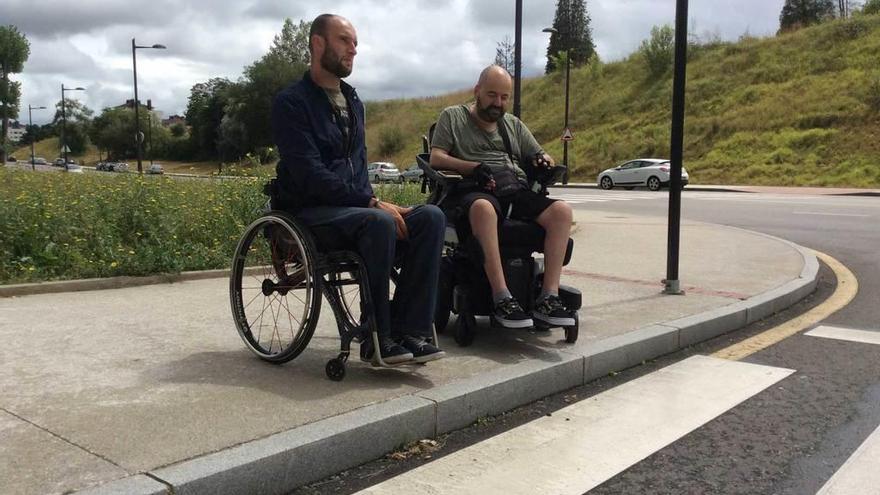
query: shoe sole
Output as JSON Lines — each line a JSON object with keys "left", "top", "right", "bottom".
{"left": 533, "top": 313, "right": 576, "bottom": 327}
{"left": 412, "top": 351, "right": 446, "bottom": 363}
{"left": 495, "top": 317, "right": 534, "bottom": 329}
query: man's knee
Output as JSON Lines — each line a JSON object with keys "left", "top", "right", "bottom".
{"left": 541, "top": 201, "right": 573, "bottom": 227}
{"left": 362, "top": 209, "right": 397, "bottom": 237}
{"left": 469, "top": 199, "right": 498, "bottom": 224}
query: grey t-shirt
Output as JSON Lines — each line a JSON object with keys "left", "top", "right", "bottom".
{"left": 431, "top": 104, "right": 544, "bottom": 181}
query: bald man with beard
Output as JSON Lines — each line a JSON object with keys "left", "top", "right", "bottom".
{"left": 430, "top": 65, "right": 576, "bottom": 330}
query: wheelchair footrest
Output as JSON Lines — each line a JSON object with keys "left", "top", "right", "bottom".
{"left": 559, "top": 285, "right": 582, "bottom": 311}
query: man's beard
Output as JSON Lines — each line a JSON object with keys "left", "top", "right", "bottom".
{"left": 321, "top": 47, "right": 352, "bottom": 78}
{"left": 475, "top": 97, "right": 505, "bottom": 123}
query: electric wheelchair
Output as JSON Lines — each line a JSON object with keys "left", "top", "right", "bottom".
{"left": 416, "top": 129, "right": 582, "bottom": 347}
{"left": 228, "top": 181, "right": 439, "bottom": 381}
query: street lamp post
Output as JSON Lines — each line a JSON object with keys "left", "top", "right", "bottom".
{"left": 60, "top": 84, "right": 85, "bottom": 170}
{"left": 28, "top": 104, "right": 46, "bottom": 171}
{"left": 132, "top": 38, "right": 166, "bottom": 174}
{"left": 543, "top": 18, "right": 572, "bottom": 184}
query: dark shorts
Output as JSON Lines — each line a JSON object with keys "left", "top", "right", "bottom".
{"left": 454, "top": 189, "right": 557, "bottom": 223}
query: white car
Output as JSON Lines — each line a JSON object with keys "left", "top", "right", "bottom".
{"left": 65, "top": 163, "right": 84, "bottom": 173}
{"left": 597, "top": 158, "right": 689, "bottom": 191}
{"left": 147, "top": 163, "right": 164, "bottom": 174}
{"left": 367, "top": 162, "right": 401, "bottom": 183}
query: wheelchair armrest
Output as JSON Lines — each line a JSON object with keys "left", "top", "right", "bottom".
{"left": 528, "top": 164, "right": 567, "bottom": 188}
{"left": 416, "top": 153, "right": 464, "bottom": 186}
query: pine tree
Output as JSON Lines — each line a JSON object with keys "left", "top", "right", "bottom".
{"left": 779, "top": 0, "right": 836, "bottom": 32}
{"left": 545, "top": 0, "right": 595, "bottom": 74}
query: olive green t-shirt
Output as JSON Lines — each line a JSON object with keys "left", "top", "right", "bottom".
{"left": 431, "top": 104, "right": 544, "bottom": 181}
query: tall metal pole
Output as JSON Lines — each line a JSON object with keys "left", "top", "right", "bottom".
{"left": 562, "top": 2, "right": 571, "bottom": 184}
{"left": 148, "top": 113, "right": 153, "bottom": 165}
{"left": 513, "top": 0, "right": 523, "bottom": 118}
{"left": 132, "top": 38, "right": 143, "bottom": 174}
{"left": 664, "top": 0, "right": 689, "bottom": 295}
{"left": 61, "top": 84, "right": 67, "bottom": 169}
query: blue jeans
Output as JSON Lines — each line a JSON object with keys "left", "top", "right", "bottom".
{"left": 295, "top": 204, "right": 446, "bottom": 340}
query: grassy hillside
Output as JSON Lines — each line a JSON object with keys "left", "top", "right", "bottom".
{"left": 364, "top": 15, "right": 880, "bottom": 187}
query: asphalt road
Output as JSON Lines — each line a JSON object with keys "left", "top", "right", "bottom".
{"left": 293, "top": 187, "right": 880, "bottom": 494}
{"left": 553, "top": 187, "right": 880, "bottom": 494}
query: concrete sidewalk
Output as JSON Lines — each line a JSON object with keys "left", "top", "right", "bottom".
{"left": 0, "top": 210, "right": 818, "bottom": 495}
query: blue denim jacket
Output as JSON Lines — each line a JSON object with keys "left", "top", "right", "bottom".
{"left": 271, "top": 71, "right": 373, "bottom": 211}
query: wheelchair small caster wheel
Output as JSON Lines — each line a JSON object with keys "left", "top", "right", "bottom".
{"left": 455, "top": 313, "right": 477, "bottom": 347}
{"left": 326, "top": 359, "right": 346, "bottom": 381}
{"left": 564, "top": 313, "right": 579, "bottom": 344}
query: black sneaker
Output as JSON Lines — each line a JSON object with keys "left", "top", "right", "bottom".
{"left": 399, "top": 335, "right": 446, "bottom": 363}
{"left": 360, "top": 336, "right": 414, "bottom": 365}
{"left": 493, "top": 297, "right": 533, "bottom": 329}
{"left": 533, "top": 294, "right": 576, "bottom": 327}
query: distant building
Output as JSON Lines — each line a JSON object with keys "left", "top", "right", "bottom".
{"left": 115, "top": 99, "right": 153, "bottom": 111}
{"left": 4, "top": 121, "right": 26, "bottom": 143}
{"left": 162, "top": 115, "right": 186, "bottom": 127}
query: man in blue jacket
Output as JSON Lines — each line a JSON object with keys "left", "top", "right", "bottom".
{"left": 271, "top": 13, "right": 446, "bottom": 365}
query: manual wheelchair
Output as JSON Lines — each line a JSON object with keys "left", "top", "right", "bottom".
{"left": 417, "top": 130, "right": 582, "bottom": 346}
{"left": 228, "top": 182, "right": 439, "bottom": 381}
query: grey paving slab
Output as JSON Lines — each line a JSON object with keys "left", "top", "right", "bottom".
{"left": 0, "top": 410, "right": 129, "bottom": 495}
{"left": 74, "top": 475, "right": 170, "bottom": 495}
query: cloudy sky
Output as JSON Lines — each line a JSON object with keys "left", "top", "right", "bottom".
{"left": 3, "top": 0, "right": 785, "bottom": 125}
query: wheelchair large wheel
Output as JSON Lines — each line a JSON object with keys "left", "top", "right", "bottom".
{"left": 327, "top": 270, "right": 396, "bottom": 336}
{"left": 230, "top": 212, "right": 321, "bottom": 363}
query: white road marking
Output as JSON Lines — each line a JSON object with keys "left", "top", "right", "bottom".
{"left": 792, "top": 211, "right": 871, "bottom": 218}
{"left": 805, "top": 325, "right": 880, "bottom": 346}
{"left": 817, "top": 425, "right": 880, "bottom": 495}
{"left": 355, "top": 355, "right": 794, "bottom": 495}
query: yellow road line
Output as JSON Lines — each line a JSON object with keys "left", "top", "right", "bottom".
{"left": 712, "top": 249, "right": 858, "bottom": 361}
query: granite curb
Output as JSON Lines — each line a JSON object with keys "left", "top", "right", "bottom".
{"left": 73, "top": 235, "right": 820, "bottom": 495}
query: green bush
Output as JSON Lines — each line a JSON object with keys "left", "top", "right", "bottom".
{"left": 378, "top": 125, "right": 405, "bottom": 157}
{"left": 0, "top": 169, "right": 427, "bottom": 283}
{"left": 639, "top": 25, "right": 675, "bottom": 78}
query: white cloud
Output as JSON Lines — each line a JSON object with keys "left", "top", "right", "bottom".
{"left": 4, "top": 0, "right": 786, "bottom": 124}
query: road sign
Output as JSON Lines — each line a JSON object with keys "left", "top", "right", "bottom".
{"left": 561, "top": 128, "right": 574, "bottom": 142}
{"left": 61, "top": 145, "right": 71, "bottom": 153}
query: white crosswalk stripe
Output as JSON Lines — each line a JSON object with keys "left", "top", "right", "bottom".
{"left": 806, "top": 325, "right": 880, "bottom": 346}
{"left": 354, "top": 356, "right": 794, "bottom": 495}
{"left": 817, "top": 425, "right": 880, "bottom": 495}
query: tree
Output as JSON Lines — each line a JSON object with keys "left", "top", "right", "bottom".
{"left": 0, "top": 25, "right": 30, "bottom": 163}
{"left": 864, "top": 0, "right": 880, "bottom": 14}
{"left": 494, "top": 36, "right": 515, "bottom": 74}
{"left": 639, "top": 25, "right": 675, "bottom": 78}
{"left": 779, "top": 0, "right": 836, "bottom": 32}
{"left": 90, "top": 107, "right": 136, "bottom": 159}
{"left": 223, "top": 18, "right": 311, "bottom": 155}
{"left": 545, "top": 0, "right": 596, "bottom": 74}
{"left": 185, "top": 77, "right": 232, "bottom": 159}
{"left": 52, "top": 98, "right": 93, "bottom": 155}
{"left": 268, "top": 18, "right": 311, "bottom": 66}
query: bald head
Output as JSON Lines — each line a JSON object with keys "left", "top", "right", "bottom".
{"left": 478, "top": 65, "right": 513, "bottom": 86}
{"left": 473, "top": 65, "right": 513, "bottom": 124}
